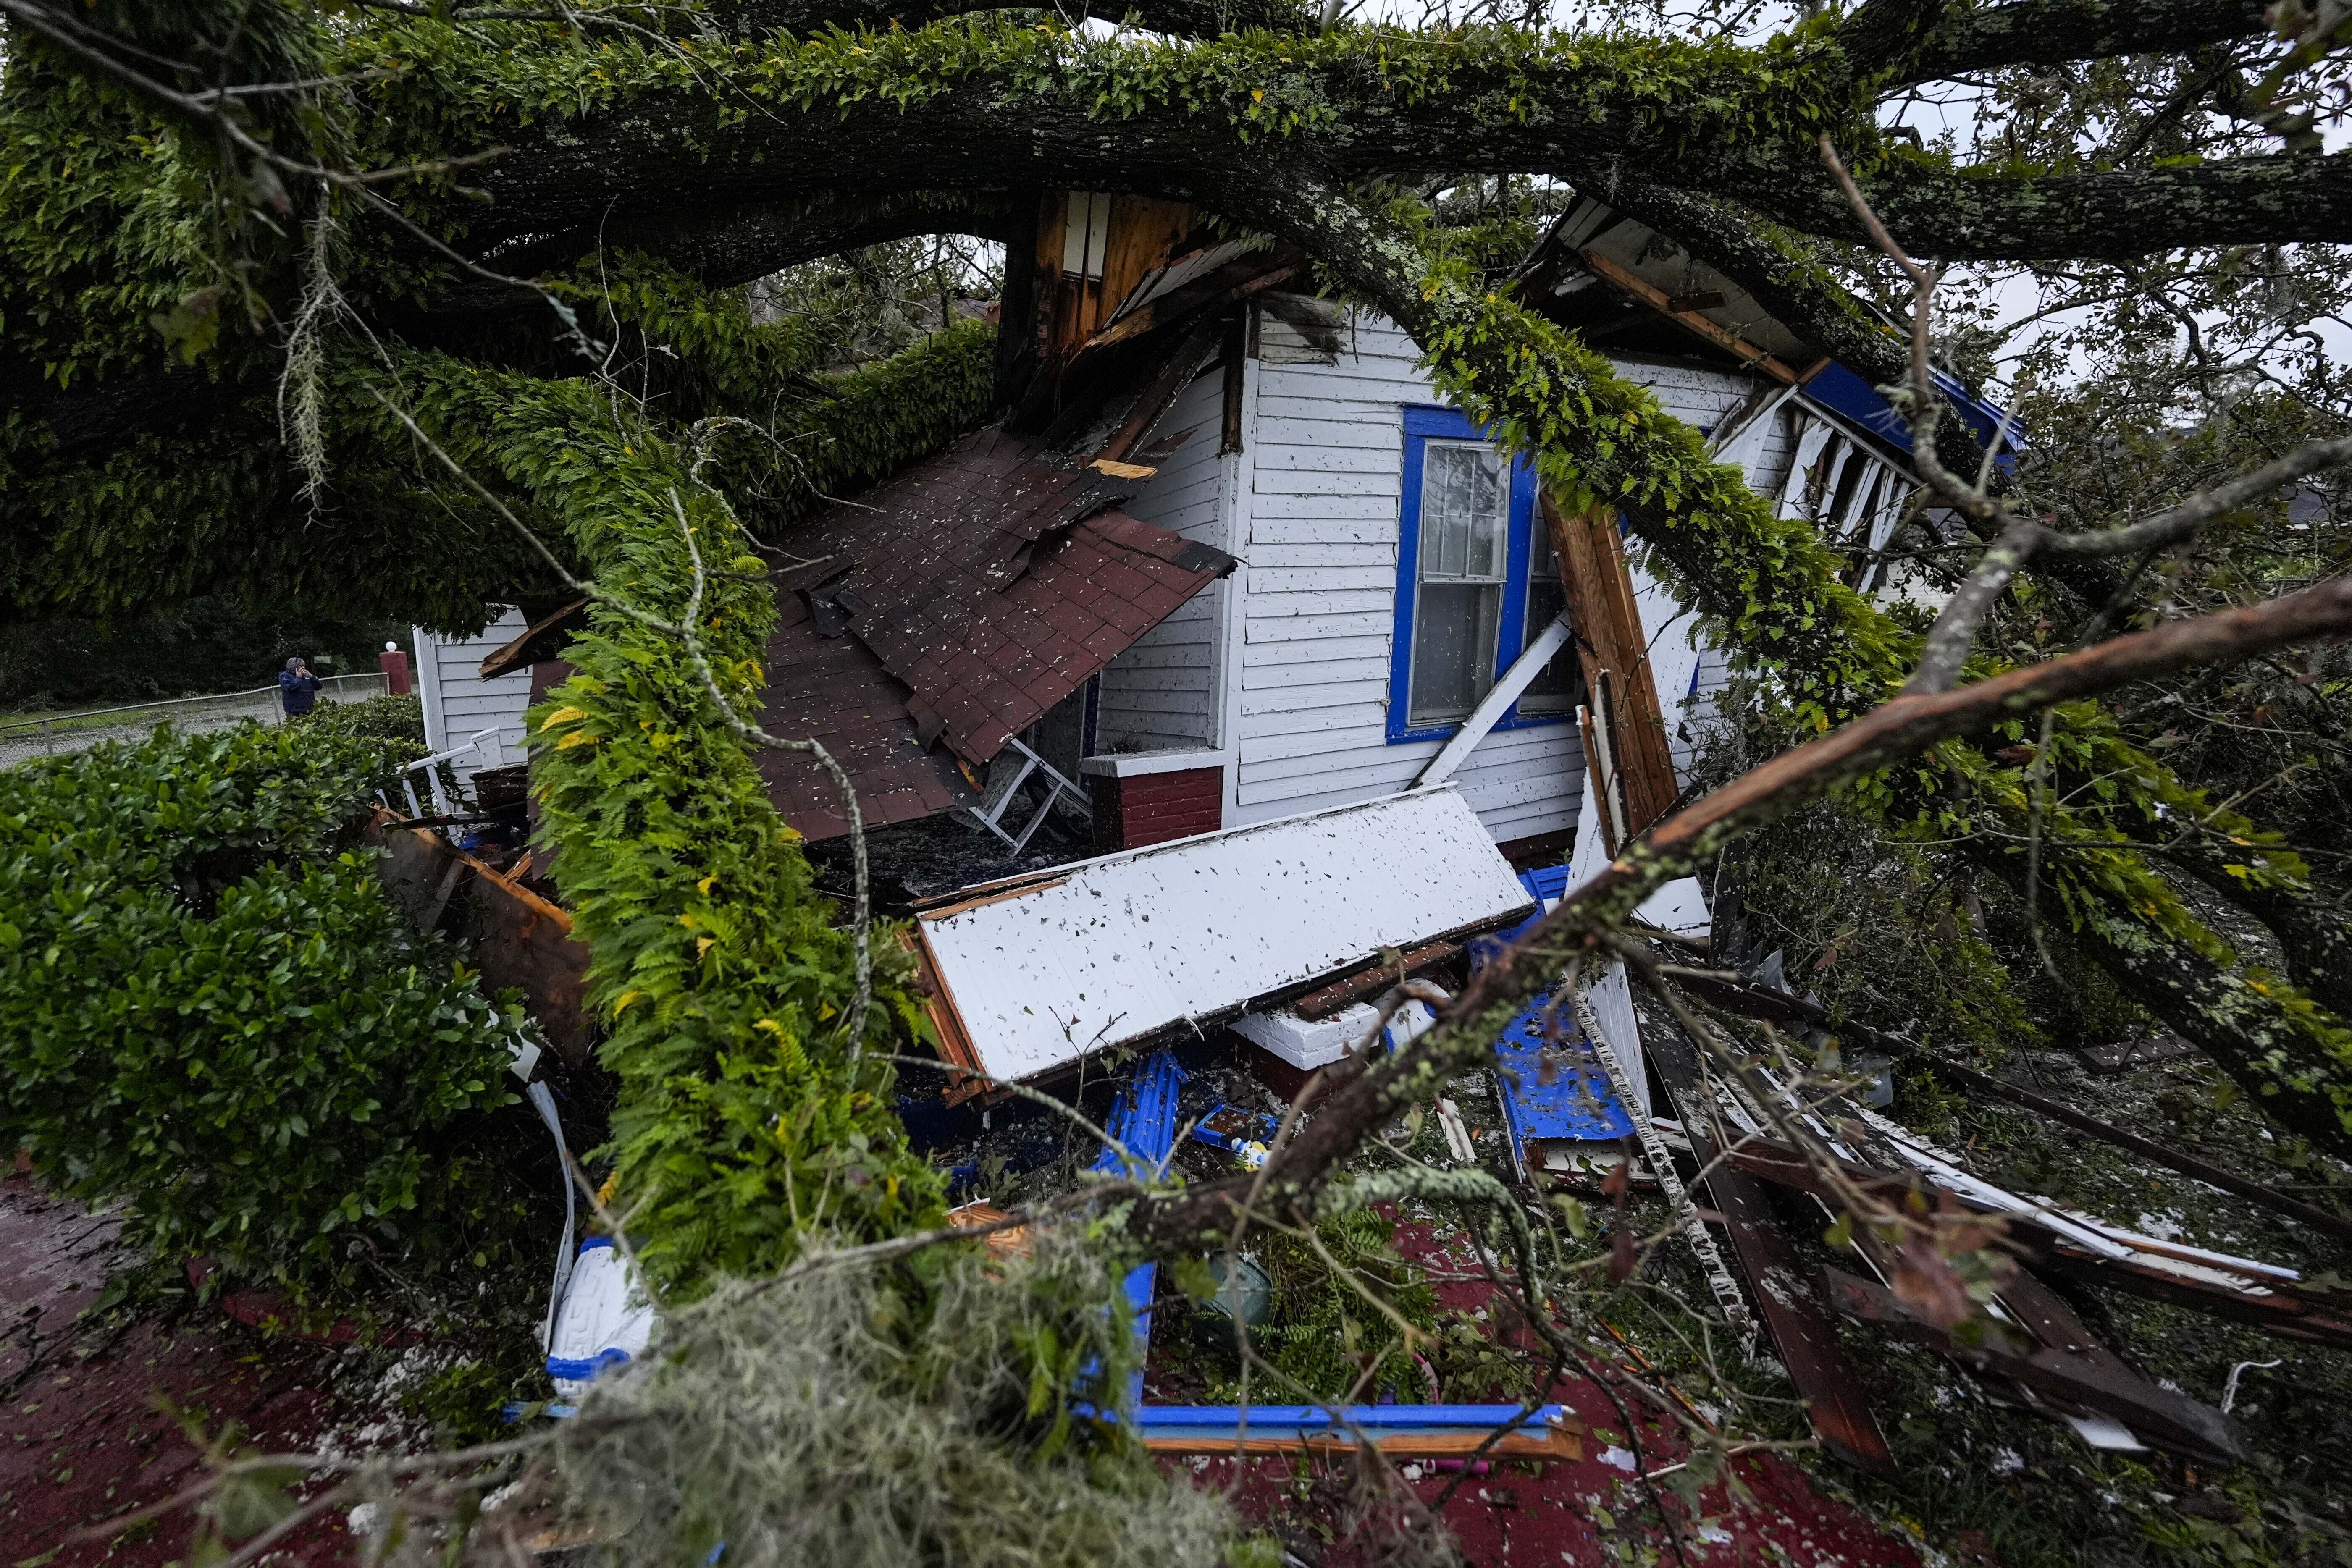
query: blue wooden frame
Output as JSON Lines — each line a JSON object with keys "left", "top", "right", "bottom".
{"left": 1386, "top": 404, "right": 1566, "bottom": 745}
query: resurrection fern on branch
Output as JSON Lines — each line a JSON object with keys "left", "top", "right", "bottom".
{"left": 353, "top": 330, "right": 990, "bottom": 1294}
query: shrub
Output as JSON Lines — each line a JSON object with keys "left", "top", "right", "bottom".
{"left": 0, "top": 720, "right": 521, "bottom": 1297}
{"left": 295, "top": 691, "right": 429, "bottom": 755}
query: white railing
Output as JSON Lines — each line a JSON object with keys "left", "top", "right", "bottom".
{"left": 0, "top": 672, "right": 391, "bottom": 768}
{"left": 387, "top": 726, "right": 506, "bottom": 822}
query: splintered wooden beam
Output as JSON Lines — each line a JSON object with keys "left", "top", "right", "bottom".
{"left": 1642, "top": 1020, "right": 1898, "bottom": 1477}
{"left": 1824, "top": 1269, "right": 2249, "bottom": 1463}
{"left": 1082, "top": 258, "right": 1299, "bottom": 353}
{"left": 478, "top": 597, "right": 591, "bottom": 681}
{"left": 1665, "top": 968, "right": 2352, "bottom": 1246}
{"left": 1094, "top": 314, "right": 1223, "bottom": 466}
{"left": 1577, "top": 250, "right": 1797, "bottom": 384}
{"left": 1723, "top": 1138, "right": 2352, "bottom": 1350}
{"left": 1543, "top": 495, "right": 1682, "bottom": 836}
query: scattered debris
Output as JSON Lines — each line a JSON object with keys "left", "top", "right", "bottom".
{"left": 546, "top": 1240, "right": 658, "bottom": 1400}
{"left": 2077, "top": 1033, "right": 2198, "bottom": 1074}
{"left": 1192, "top": 1104, "right": 1278, "bottom": 1169}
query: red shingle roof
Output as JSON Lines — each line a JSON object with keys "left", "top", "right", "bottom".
{"left": 754, "top": 427, "right": 1233, "bottom": 841}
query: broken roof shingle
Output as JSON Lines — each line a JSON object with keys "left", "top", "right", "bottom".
{"left": 753, "top": 427, "right": 1234, "bottom": 840}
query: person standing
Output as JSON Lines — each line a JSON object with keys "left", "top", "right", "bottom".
{"left": 278, "top": 657, "right": 323, "bottom": 718}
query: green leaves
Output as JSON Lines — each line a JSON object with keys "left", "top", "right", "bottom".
{"left": 148, "top": 283, "right": 228, "bottom": 364}
{"left": 0, "top": 721, "right": 518, "bottom": 1298}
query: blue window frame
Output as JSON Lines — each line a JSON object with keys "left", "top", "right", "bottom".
{"left": 1387, "top": 404, "right": 1581, "bottom": 744}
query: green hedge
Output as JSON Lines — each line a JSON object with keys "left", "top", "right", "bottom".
{"left": 0, "top": 721, "right": 521, "bottom": 1296}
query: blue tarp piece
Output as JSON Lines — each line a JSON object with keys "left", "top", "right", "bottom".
{"left": 1804, "top": 360, "right": 2021, "bottom": 475}
{"left": 1470, "top": 867, "right": 1562, "bottom": 964}
{"left": 1091, "top": 1049, "right": 1190, "bottom": 1409}
{"left": 1472, "top": 869, "right": 1638, "bottom": 1176}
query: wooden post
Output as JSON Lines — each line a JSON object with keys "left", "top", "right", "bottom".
{"left": 1541, "top": 495, "right": 1680, "bottom": 836}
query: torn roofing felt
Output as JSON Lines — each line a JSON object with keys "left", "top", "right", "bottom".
{"left": 755, "top": 426, "right": 1235, "bottom": 840}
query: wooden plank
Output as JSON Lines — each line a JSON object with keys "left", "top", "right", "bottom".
{"left": 478, "top": 597, "right": 590, "bottom": 681}
{"left": 1244, "top": 542, "right": 1397, "bottom": 569}
{"left": 1246, "top": 587, "right": 1393, "bottom": 616}
{"left": 1241, "top": 612, "right": 1392, "bottom": 644}
{"left": 1244, "top": 566, "right": 1399, "bottom": 594}
{"left": 1252, "top": 444, "right": 1402, "bottom": 475}
{"left": 1101, "top": 197, "right": 1194, "bottom": 323}
{"left": 1249, "top": 414, "right": 1405, "bottom": 450}
{"left": 366, "top": 808, "right": 596, "bottom": 1066}
{"left": 1824, "top": 1269, "right": 2248, "bottom": 1462}
{"left": 1544, "top": 496, "right": 1680, "bottom": 835}
{"left": 1245, "top": 494, "right": 1405, "bottom": 525}
{"left": 1251, "top": 468, "right": 1400, "bottom": 498}
{"left": 470, "top": 867, "right": 595, "bottom": 1067}
{"left": 1414, "top": 615, "right": 1573, "bottom": 789}
{"left": 1238, "top": 701, "right": 1388, "bottom": 737}
{"left": 1240, "top": 654, "right": 1392, "bottom": 688}
{"left": 1452, "top": 770, "right": 1578, "bottom": 813}
{"left": 1239, "top": 684, "right": 1381, "bottom": 718}
{"left": 1579, "top": 250, "right": 1797, "bottom": 384}
{"left": 1096, "top": 315, "right": 1223, "bottom": 465}
{"left": 1253, "top": 367, "right": 1437, "bottom": 405}
{"left": 1087, "top": 258, "right": 1297, "bottom": 354}
{"left": 1643, "top": 1020, "right": 1898, "bottom": 1479}
{"left": 1287, "top": 939, "right": 1473, "bottom": 1020}
{"left": 1239, "top": 632, "right": 1393, "bottom": 667}
{"left": 1141, "top": 1426, "right": 1581, "bottom": 1460}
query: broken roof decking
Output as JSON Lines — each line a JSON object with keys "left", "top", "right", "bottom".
{"left": 753, "top": 427, "right": 1234, "bottom": 839}
{"left": 911, "top": 787, "right": 1534, "bottom": 1084}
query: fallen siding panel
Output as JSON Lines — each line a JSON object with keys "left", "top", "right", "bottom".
{"left": 915, "top": 787, "right": 1531, "bottom": 1082}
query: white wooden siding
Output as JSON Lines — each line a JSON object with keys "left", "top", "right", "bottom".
{"left": 1094, "top": 369, "right": 1232, "bottom": 753}
{"left": 411, "top": 606, "right": 532, "bottom": 786}
{"left": 1108, "top": 317, "right": 1804, "bottom": 850}
{"left": 1224, "top": 316, "right": 1585, "bottom": 846}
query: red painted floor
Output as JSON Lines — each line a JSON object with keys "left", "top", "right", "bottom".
{"left": 1153, "top": 1218, "right": 1923, "bottom": 1567}
{"left": 1188, "top": 1387, "right": 1922, "bottom": 1568}
{"left": 5, "top": 1177, "right": 1918, "bottom": 1566}
{"left": 0, "top": 1175, "right": 355, "bottom": 1567}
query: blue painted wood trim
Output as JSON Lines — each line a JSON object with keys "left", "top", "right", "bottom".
{"left": 1387, "top": 404, "right": 1570, "bottom": 747}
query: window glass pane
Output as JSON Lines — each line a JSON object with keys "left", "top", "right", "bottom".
{"left": 1517, "top": 579, "right": 1585, "bottom": 716}
{"left": 1410, "top": 582, "right": 1502, "bottom": 727}
{"left": 1420, "top": 443, "right": 1504, "bottom": 581}
{"left": 1517, "top": 520, "right": 1583, "bottom": 716}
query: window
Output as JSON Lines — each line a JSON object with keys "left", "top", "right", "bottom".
{"left": 1388, "top": 406, "right": 1584, "bottom": 743}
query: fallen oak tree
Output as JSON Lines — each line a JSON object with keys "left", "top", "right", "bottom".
{"left": 1129, "top": 569, "right": 2352, "bottom": 1256}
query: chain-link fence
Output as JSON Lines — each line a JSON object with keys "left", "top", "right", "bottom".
{"left": 0, "top": 673, "right": 391, "bottom": 769}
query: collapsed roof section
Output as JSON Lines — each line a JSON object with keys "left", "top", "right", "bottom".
{"left": 1533, "top": 196, "right": 2017, "bottom": 464}
{"left": 755, "top": 427, "right": 1234, "bottom": 840}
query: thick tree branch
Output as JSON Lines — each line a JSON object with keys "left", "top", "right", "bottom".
{"left": 1833, "top": 0, "right": 1956, "bottom": 78}
{"left": 1899, "top": 0, "right": 2273, "bottom": 82}
{"left": 1764, "top": 151, "right": 2352, "bottom": 260}
{"left": 710, "top": 0, "right": 1317, "bottom": 36}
